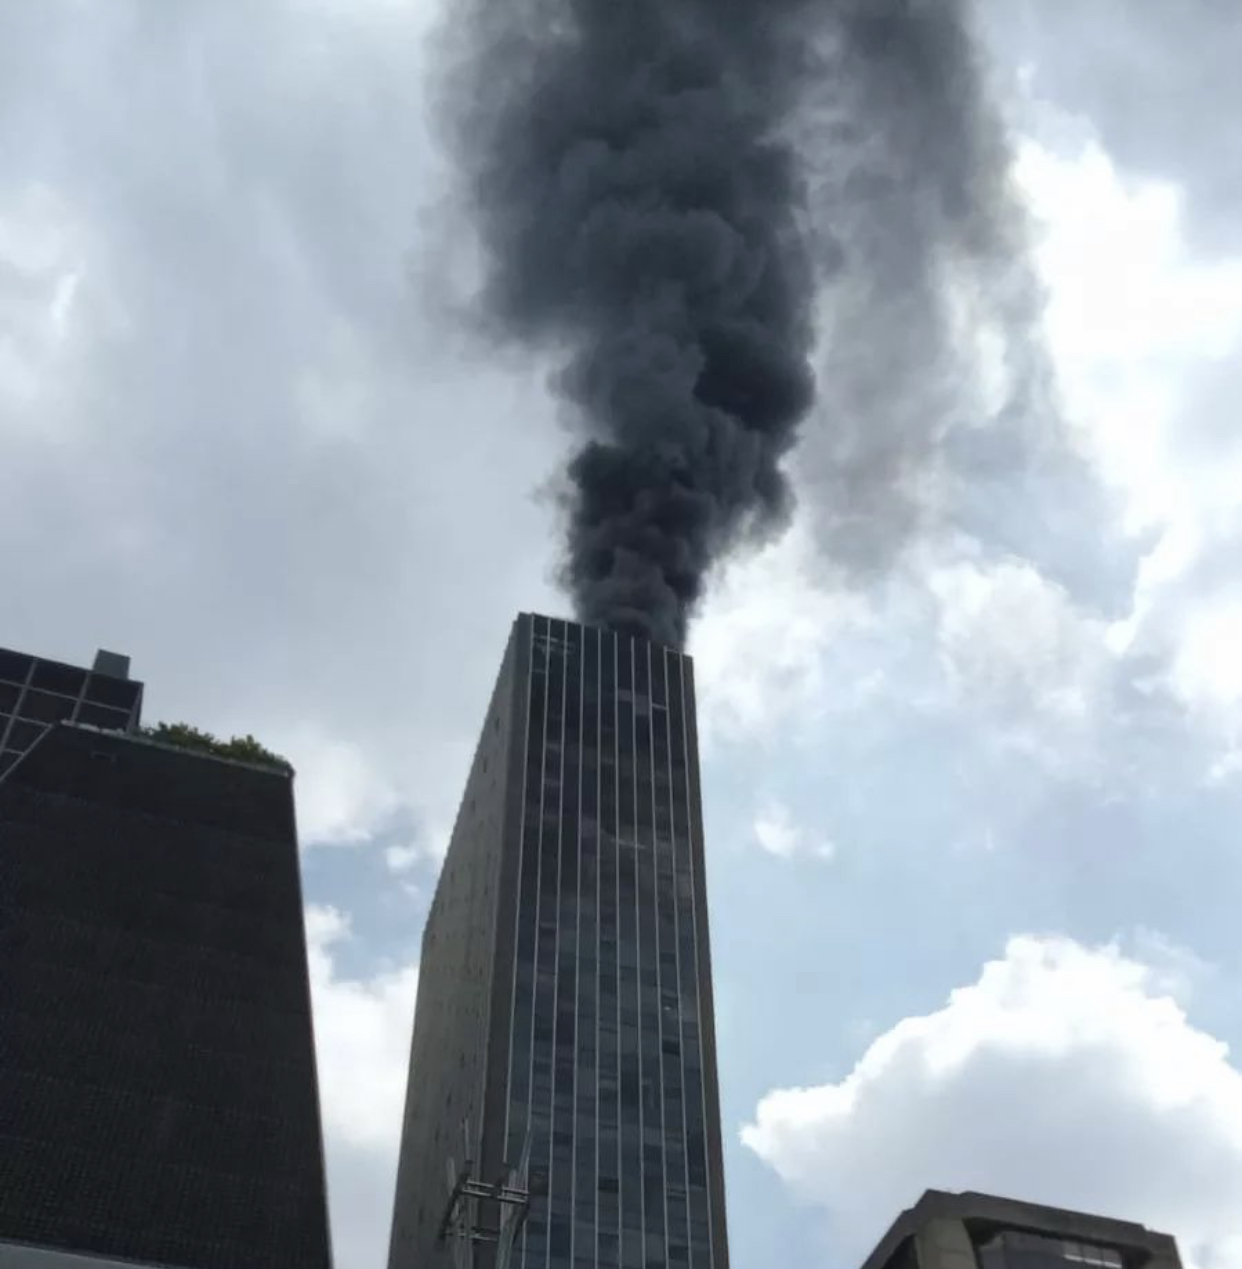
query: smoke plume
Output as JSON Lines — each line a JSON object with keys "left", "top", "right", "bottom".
{"left": 436, "top": 0, "right": 1051, "bottom": 646}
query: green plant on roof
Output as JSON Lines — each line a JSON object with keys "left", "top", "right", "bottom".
{"left": 141, "top": 721, "right": 294, "bottom": 773}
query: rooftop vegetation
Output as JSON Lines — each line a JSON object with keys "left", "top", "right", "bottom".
{"left": 140, "top": 721, "right": 294, "bottom": 773}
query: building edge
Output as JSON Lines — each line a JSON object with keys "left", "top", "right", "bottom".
{"left": 860, "top": 1191, "right": 1183, "bottom": 1269}
{"left": 680, "top": 657, "right": 731, "bottom": 1269}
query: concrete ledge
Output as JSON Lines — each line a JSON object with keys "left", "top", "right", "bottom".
{"left": 0, "top": 1240, "right": 169, "bottom": 1269}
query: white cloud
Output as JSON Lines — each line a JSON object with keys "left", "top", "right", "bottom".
{"left": 306, "top": 905, "right": 418, "bottom": 1153}
{"left": 1013, "top": 123, "right": 1242, "bottom": 762}
{"left": 384, "top": 842, "right": 424, "bottom": 873}
{"left": 691, "top": 522, "right": 870, "bottom": 746}
{"left": 286, "top": 728, "right": 401, "bottom": 847}
{"left": 1206, "top": 749, "right": 1242, "bottom": 788}
{"left": 0, "top": 182, "right": 98, "bottom": 419}
{"left": 1171, "top": 601, "right": 1242, "bottom": 723}
{"left": 753, "top": 800, "right": 836, "bottom": 862}
{"left": 1129, "top": 928, "right": 1215, "bottom": 1006}
{"left": 754, "top": 804, "right": 801, "bottom": 858}
{"left": 384, "top": 818, "right": 452, "bottom": 872}
{"left": 928, "top": 558, "right": 1111, "bottom": 730}
{"left": 305, "top": 905, "right": 420, "bottom": 1269}
{"left": 697, "top": 125, "right": 1242, "bottom": 780}
{"left": 744, "top": 934, "right": 1242, "bottom": 1269}
{"left": 1015, "top": 132, "right": 1242, "bottom": 538}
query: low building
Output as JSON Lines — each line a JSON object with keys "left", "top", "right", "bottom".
{"left": 860, "top": 1190, "right": 1182, "bottom": 1269}
{"left": 0, "top": 644, "right": 332, "bottom": 1269}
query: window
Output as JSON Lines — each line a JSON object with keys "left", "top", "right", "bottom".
{"left": 77, "top": 702, "right": 132, "bottom": 731}
{"left": 31, "top": 659, "right": 84, "bottom": 696}
{"left": 19, "top": 689, "right": 76, "bottom": 723}
{"left": 7, "top": 719, "right": 43, "bottom": 749}
{"left": 83, "top": 671, "right": 138, "bottom": 709}
{"left": 0, "top": 649, "right": 33, "bottom": 683}
{"left": 1063, "top": 1243, "right": 1123, "bottom": 1268}
{"left": 977, "top": 1232, "right": 1125, "bottom": 1269}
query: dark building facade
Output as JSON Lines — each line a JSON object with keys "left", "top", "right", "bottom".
{"left": 860, "top": 1191, "right": 1183, "bottom": 1269}
{"left": 389, "top": 613, "right": 730, "bottom": 1269}
{"left": 0, "top": 646, "right": 142, "bottom": 778}
{"left": 0, "top": 649, "right": 332, "bottom": 1269}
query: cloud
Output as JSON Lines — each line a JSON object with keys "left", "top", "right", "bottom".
{"left": 1206, "top": 749, "right": 1242, "bottom": 789}
{"left": 825, "top": 119, "right": 1241, "bottom": 789}
{"left": 753, "top": 800, "right": 836, "bottom": 863}
{"left": 927, "top": 558, "right": 1111, "bottom": 740}
{"left": 698, "top": 117, "right": 1242, "bottom": 787}
{"left": 690, "top": 523, "right": 871, "bottom": 747}
{"left": 0, "top": 181, "right": 91, "bottom": 415}
{"left": 306, "top": 904, "right": 419, "bottom": 1269}
{"left": 1171, "top": 602, "right": 1242, "bottom": 724}
{"left": 1009, "top": 124, "right": 1242, "bottom": 767}
{"left": 996, "top": 0, "right": 1242, "bottom": 254}
{"left": 306, "top": 905, "right": 419, "bottom": 1153}
{"left": 0, "top": 0, "right": 564, "bottom": 856}
{"left": 1130, "top": 928, "right": 1215, "bottom": 1005}
{"left": 384, "top": 842, "right": 424, "bottom": 873}
{"left": 1014, "top": 131, "right": 1242, "bottom": 541}
{"left": 288, "top": 730, "right": 401, "bottom": 847}
{"left": 743, "top": 933, "right": 1242, "bottom": 1269}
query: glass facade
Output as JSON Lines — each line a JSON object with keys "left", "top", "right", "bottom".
{"left": 977, "top": 1232, "right": 1125, "bottom": 1269}
{"left": 503, "top": 616, "right": 724, "bottom": 1269}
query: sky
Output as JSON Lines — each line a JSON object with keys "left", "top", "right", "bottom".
{"left": 3, "top": 2, "right": 1242, "bottom": 1268}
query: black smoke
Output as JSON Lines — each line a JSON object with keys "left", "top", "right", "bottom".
{"left": 435, "top": 0, "right": 1058, "bottom": 646}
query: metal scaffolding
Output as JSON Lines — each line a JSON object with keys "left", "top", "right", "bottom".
{"left": 439, "top": 1120, "right": 532, "bottom": 1269}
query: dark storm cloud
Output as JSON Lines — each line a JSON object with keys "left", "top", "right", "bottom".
{"left": 435, "top": 0, "right": 1118, "bottom": 646}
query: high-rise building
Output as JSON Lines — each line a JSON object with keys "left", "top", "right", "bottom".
{"left": 859, "top": 1191, "right": 1183, "bottom": 1269}
{"left": 0, "top": 644, "right": 333, "bottom": 1269}
{"left": 388, "top": 614, "right": 730, "bottom": 1269}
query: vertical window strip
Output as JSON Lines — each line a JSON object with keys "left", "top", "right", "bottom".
{"left": 611, "top": 630, "right": 622, "bottom": 1268}
{"left": 631, "top": 636, "right": 645, "bottom": 1268}
{"left": 578, "top": 624, "right": 601, "bottom": 1268}
{"left": 665, "top": 649, "right": 693, "bottom": 1264}
{"left": 514, "top": 615, "right": 550, "bottom": 1267}
{"left": 527, "top": 617, "right": 563, "bottom": 1266}
{"left": 545, "top": 621, "right": 569, "bottom": 1269}
{"left": 594, "top": 626, "right": 603, "bottom": 1266}
{"left": 563, "top": 626, "right": 584, "bottom": 1269}
{"left": 505, "top": 617, "right": 538, "bottom": 1147}
{"left": 679, "top": 659, "right": 715, "bottom": 1269}
{"left": 650, "top": 642, "right": 671, "bottom": 1269}
{"left": 596, "top": 626, "right": 622, "bottom": 1269}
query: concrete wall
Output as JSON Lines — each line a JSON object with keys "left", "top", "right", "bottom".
{"left": 915, "top": 1218, "right": 984, "bottom": 1269}
{"left": 386, "top": 620, "right": 526, "bottom": 1269}
{"left": 0, "top": 726, "right": 332, "bottom": 1269}
{"left": 0, "top": 1240, "right": 166, "bottom": 1268}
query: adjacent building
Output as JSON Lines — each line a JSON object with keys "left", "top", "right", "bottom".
{"left": 0, "top": 645, "right": 333, "bottom": 1269}
{"left": 859, "top": 1191, "right": 1183, "bottom": 1269}
{"left": 388, "top": 613, "right": 730, "bottom": 1269}
{"left": 0, "top": 646, "right": 142, "bottom": 778}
